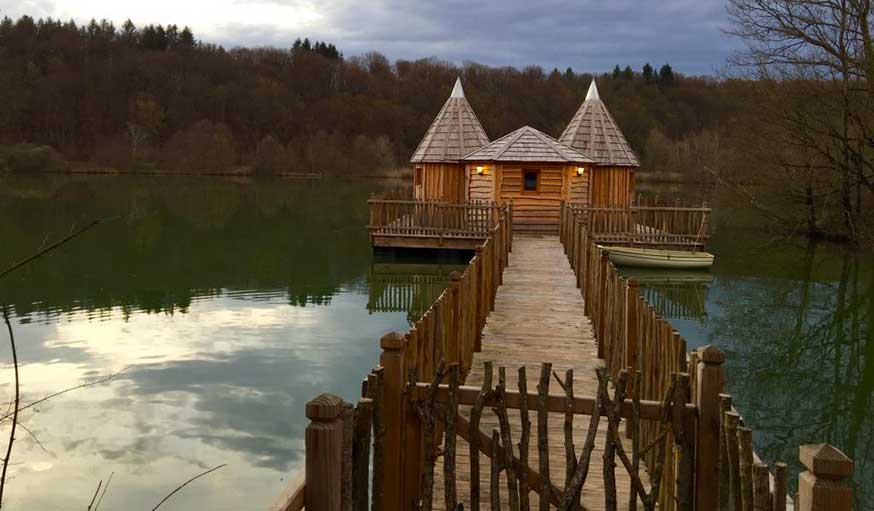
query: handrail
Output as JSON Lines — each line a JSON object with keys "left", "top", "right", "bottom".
{"left": 564, "top": 201, "right": 711, "bottom": 251}
{"left": 558, "top": 201, "right": 853, "bottom": 511}
{"left": 368, "top": 194, "right": 506, "bottom": 240}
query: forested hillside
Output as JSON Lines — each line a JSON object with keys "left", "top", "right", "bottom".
{"left": 0, "top": 15, "right": 738, "bottom": 178}
{"left": 1, "top": 12, "right": 871, "bottom": 243}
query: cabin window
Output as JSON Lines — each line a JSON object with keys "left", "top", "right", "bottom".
{"left": 414, "top": 167, "right": 423, "bottom": 187}
{"left": 523, "top": 170, "right": 539, "bottom": 191}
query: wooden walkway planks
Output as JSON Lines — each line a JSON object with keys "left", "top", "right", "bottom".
{"left": 433, "top": 235, "right": 647, "bottom": 511}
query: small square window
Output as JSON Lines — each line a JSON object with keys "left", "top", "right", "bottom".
{"left": 523, "top": 170, "right": 539, "bottom": 191}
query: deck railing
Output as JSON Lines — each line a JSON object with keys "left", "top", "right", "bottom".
{"left": 273, "top": 206, "right": 512, "bottom": 511}
{"left": 565, "top": 202, "right": 710, "bottom": 251}
{"left": 369, "top": 192, "right": 508, "bottom": 240}
{"left": 559, "top": 202, "right": 855, "bottom": 511}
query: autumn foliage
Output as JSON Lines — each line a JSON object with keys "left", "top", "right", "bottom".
{"left": 0, "top": 15, "right": 736, "bottom": 177}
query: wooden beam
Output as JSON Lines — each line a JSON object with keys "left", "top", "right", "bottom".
{"left": 268, "top": 472, "right": 305, "bottom": 511}
{"left": 412, "top": 382, "right": 696, "bottom": 421}
{"left": 372, "top": 235, "right": 485, "bottom": 250}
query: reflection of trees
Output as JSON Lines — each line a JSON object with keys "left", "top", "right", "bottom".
{"left": 707, "top": 243, "right": 873, "bottom": 508}
{"left": 0, "top": 176, "right": 391, "bottom": 319}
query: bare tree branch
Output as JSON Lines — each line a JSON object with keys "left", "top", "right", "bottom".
{"left": 150, "top": 464, "right": 227, "bottom": 511}
{"left": 93, "top": 472, "right": 113, "bottom": 511}
{"left": 0, "top": 218, "right": 102, "bottom": 281}
{"left": 87, "top": 479, "right": 102, "bottom": 511}
{"left": 0, "top": 307, "right": 20, "bottom": 510}
{"left": 0, "top": 366, "right": 131, "bottom": 423}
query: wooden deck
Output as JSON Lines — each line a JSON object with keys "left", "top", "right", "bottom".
{"left": 433, "top": 235, "right": 647, "bottom": 511}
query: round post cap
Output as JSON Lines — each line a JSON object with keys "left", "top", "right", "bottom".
{"left": 380, "top": 331, "right": 405, "bottom": 350}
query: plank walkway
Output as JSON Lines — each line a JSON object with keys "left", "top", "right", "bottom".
{"left": 433, "top": 235, "right": 647, "bottom": 511}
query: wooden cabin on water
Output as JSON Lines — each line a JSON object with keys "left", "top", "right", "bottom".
{"left": 409, "top": 78, "right": 640, "bottom": 233}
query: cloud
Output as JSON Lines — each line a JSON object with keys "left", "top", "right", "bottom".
{"left": 0, "top": 0, "right": 738, "bottom": 74}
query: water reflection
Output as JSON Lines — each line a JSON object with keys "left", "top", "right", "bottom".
{"left": 621, "top": 269, "right": 712, "bottom": 321}
{"left": 367, "top": 254, "right": 469, "bottom": 324}
{"left": 0, "top": 175, "right": 412, "bottom": 510}
{"left": 621, "top": 236, "right": 872, "bottom": 508}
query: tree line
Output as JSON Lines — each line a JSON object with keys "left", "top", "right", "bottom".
{"left": 0, "top": 15, "right": 727, "bottom": 177}
{"left": 0, "top": 8, "right": 871, "bottom": 243}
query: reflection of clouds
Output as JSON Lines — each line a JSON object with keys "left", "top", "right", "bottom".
{"left": 1, "top": 290, "right": 408, "bottom": 510}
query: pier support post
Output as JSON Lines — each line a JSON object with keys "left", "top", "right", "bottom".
{"left": 695, "top": 345, "right": 726, "bottom": 511}
{"left": 379, "top": 332, "right": 407, "bottom": 511}
{"left": 797, "top": 443, "right": 854, "bottom": 511}
{"left": 306, "top": 393, "right": 347, "bottom": 511}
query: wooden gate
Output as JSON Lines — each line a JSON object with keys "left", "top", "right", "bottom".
{"left": 407, "top": 361, "right": 696, "bottom": 511}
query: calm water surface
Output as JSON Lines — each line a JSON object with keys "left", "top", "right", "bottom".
{"left": 633, "top": 184, "right": 873, "bottom": 508}
{"left": 0, "top": 175, "right": 466, "bottom": 510}
{"left": 0, "top": 176, "right": 871, "bottom": 509}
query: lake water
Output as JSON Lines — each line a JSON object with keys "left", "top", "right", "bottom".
{"left": 0, "top": 176, "right": 871, "bottom": 509}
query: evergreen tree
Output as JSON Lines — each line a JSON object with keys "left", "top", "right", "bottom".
{"left": 121, "top": 19, "right": 137, "bottom": 44}
{"left": 179, "top": 26, "right": 195, "bottom": 48}
{"left": 622, "top": 65, "right": 633, "bottom": 80}
{"left": 658, "top": 63, "right": 674, "bottom": 84}
{"left": 612, "top": 65, "right": 621, "bottom": 79}
{"left": 642, "top": 63, "right": 654, "bottom": 82}
{"left": 564, "top": 67, "right": 574, "bottom": 81}
{"left": 166, "top": 24, "right": 179, "bottom": 48}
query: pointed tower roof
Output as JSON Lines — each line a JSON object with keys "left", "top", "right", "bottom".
{"left": 559, "top": 80, "right": 640, "bottom": 167}
{"left": 463, "top": 125, "right": 595, "bottom": 163}
{"left": 410, "top": 78, "right": 490, "bottom": 163}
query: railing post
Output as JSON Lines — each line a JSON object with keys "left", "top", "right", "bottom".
{"left": 695, "top": 345, "right": 726, "bottom": 511}
{"left": 306, "top": 393, "right": 347, "bottom": 511}
{"left": 474, "top": 246, "right": 484, "bottom": 352}
{"left": 597, "top": 253, "right": 609, "bottom": 359}
{"left": 379, "top": 332, "right": 406, "bottom": 511}
{"left": 798, "top": 443, "right": 854, "bottom": 511}
{"left": 448, "top": 272, "right": 462, "bottom": 365}
{"left": 625, "top": 279, "right": 640, "bottom": 390}
{"left": 403, "top": 329, "right": 423, "bottom": 510}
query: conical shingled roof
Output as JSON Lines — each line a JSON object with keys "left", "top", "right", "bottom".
{"left": 559, "top": 80, "right": 640, "bottom": 167}
{"left": 462, "top": 125, "right": 595, "bottom": 163}
{"left": 410, "top": 78, "right": 490, "bottom": 163}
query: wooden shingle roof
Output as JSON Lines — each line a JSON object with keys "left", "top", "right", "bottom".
{"left": 462, "top": 125, "right": 595, "bottom": 163}
{"left": 410, "top": 78, "right": 490, "bottom": 163}
{"left": 559, "top": 80, "right": 640, "bottom": 167}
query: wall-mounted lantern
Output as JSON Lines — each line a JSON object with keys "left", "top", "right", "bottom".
{"left": 576, "top": 166, "right": 587, "bottom": 176}
{"left": 476, "top": 165, "right": 490, "bottom": 175}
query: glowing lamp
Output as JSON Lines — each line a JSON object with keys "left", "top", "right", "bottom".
{"left": 576, "top": 166, "right": 586, "bottom": 176}
{"left": 476, "top": 165, "right": 484, "bottom": 175}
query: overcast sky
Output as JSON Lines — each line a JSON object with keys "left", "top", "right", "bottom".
{"left": 2, "top": 0, "right": 738, "bottom": 75}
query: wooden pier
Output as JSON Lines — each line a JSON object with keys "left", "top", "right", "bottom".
{"left": 431, "top": 236, "right": 648, "bottom": 511}
{"left": 277, "top": 202, "right": 856, "bottom": 511}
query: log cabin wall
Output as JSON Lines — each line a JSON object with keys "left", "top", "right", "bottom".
{"left": 589, "top": 166, "right": 634, "bottom": 207}
{"left": 569, "top": 168, "right": 590, "bottom": 206}
{"left": 415, "top": 163, "right": 467, "bottom": 203}
{"left": 495, "top": 164, "right": 573, "bottom": 234}
{"left": 467, "top": 164, "right": 495, "bottom": 202}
